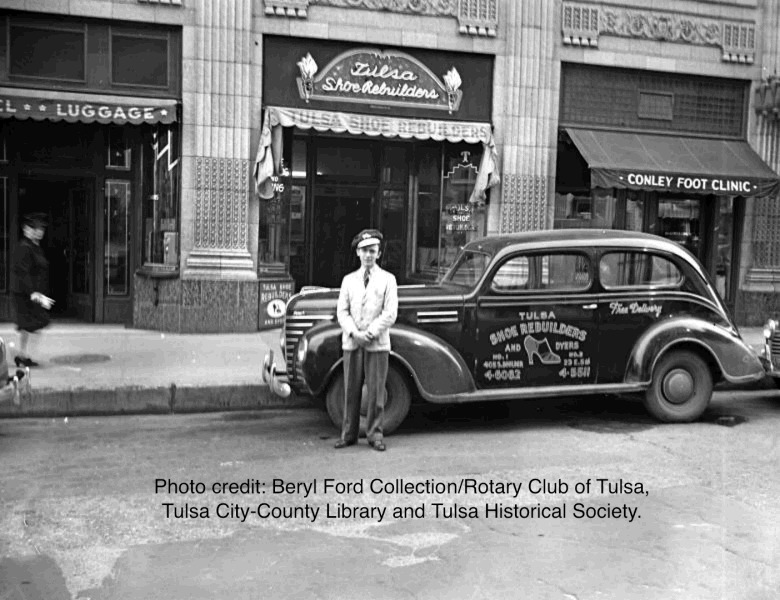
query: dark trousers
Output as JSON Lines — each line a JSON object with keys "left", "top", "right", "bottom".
{"left": 341, "top": 348, "right": 388, "bottom": 444}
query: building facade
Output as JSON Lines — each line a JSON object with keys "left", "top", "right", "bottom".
{"left": 0, "top": 0, "right": 778, "bottom": 331}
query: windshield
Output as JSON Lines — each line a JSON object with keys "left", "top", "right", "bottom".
{"left": 440, "top": 249, "right": 492, "bottom": 288}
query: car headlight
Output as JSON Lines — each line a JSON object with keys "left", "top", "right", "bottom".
{"left": 296, "top": 336, "right": 308, "bottom": 366}
{"left": 764, "top": 319, "right": 778, "bottom": 341}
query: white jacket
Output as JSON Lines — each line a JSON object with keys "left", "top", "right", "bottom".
{"left": 337, "top": 264, "right": 398, "bottom": 351}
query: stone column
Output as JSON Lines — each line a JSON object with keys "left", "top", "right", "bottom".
{"left": 182, "top": 0, "right": 256, "bottom": 279}
{"left": 492, "top": 0, "right": 558, "bottom": 234}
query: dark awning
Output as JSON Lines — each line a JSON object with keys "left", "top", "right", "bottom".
{"left": 566, "top": 128, "right": 780, "bottom": 198}
{"left": 0, "top": 87, "right": 178, "bottom": 126}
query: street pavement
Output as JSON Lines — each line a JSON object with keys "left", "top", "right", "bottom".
{"left": 1, "top": 390, "right": 780, "bottom": 600}
{"left": 0, "top": 322, "right": 769, "bottom": 418}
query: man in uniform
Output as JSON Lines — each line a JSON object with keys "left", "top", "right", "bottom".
{"left": 334, "top": 229, "right": 398, "bottom": 452}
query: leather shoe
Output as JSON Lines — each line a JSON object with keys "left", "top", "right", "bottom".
{"left": 369, "top": 440, "right": 386, "bottom": 452}
{"left": 334, "top": 439, "right": 355, "bottom": 449}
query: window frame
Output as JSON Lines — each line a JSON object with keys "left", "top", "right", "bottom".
{"left": 598, "top": 250, "right": 684, "bottom": 291}
{"left": 489, "top": 250, "right": 593, "bottom": 295}
{"left": 7, "top": 19, "right": 87, "bottom": 83}
{"left": 109, "top": 27, "right": 171, "bottom": 90}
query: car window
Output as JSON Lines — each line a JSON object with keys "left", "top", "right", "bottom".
{"left": 491, "top": 256, "right": 529, "bottom": 291}
{"left": 441, "top": 250, "right": 492, "bottom": 287}
{"left": 600, "top": 252, "right": 682, "bottom": 288}
{"left": 491, "top": 252, "right": 591, "bottom": 292}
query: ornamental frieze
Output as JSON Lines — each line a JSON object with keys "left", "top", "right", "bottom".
{"left": 263, "top": 0, "right": 497, "bottom": 37}
{"left": 562, "top": 2, "right": 755, "bottom": 64}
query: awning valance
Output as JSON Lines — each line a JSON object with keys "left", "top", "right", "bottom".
{"left": 566, "top": 128, "right": 780, "bottom": 198}
{"left": 266, "top": 105, "right": 492, "bottom": 144}
{"left": 0, "top": 87, "right": 178, "bottom": 125}
{"left": 254, "top": 106, "right": 500, "bottom": 201}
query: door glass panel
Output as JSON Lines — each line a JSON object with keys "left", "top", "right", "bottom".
{"left": 715, "top": 197, "right": 734, "bottom": 300}
{"left": 105, "top": 180, "right": 130, "bottom": 295}
{"left": 380, "top": 190, "right": 404, "bottom": 276}
{"left": 412, "top": 146, "right": 441, "bottom": 280}
{"left": 0, "top": 177, "right": 6, "bottom": 292}
{"left": 657, "top": 197, "right": 701, "bottom": 258}
{"left": 71, "top": 189, "right": 90, "bottom": 295}
{"left": 624, "top": 191, "right": 645, "bottom": 231}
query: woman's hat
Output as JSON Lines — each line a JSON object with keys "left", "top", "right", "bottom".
{"left": 352, "top": 229, "right": 383, "bottom": 250}
{"left": 22, "top": 212, "right": 47, "bottom": 228}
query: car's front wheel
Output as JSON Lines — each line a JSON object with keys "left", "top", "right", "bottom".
{"left": 644, "top": 350, "right": 713, "bottom": 422}
{"left": 325, "top": 362, "right": 412, "bottom": 436}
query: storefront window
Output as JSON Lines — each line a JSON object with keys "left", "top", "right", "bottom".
{"left": 105, "top": 180, "right": 130, "bottom": 295}
{"left": 142, "top": 124, "right": 180, "bottom": 269}
{"left": 258, "top": 159, "right": 291, "bottom": 276}
{"left": 411, "top": 143, "right": 487, "bottom": 281}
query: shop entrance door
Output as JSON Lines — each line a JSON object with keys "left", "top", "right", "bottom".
{"left": 18, "top": 177, "right": 95, "bottom": 321}
{"left": 310, "top": 185, "right": 374, "bottom": 286}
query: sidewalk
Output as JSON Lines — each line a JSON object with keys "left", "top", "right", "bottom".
{"left": 0, "top": 323, "right": 768, "bottom": 418}
{"left": 0, "top": 323, "right": 311, "bottom": 417}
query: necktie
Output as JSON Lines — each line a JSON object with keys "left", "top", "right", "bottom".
{"left": 363, "top": 268, "right": 370, "bottom": 288}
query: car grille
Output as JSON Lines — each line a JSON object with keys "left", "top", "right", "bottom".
{"left": 771, "top": 331, "right": 780, "bottom": 366}
{"left": 285, "top": 314, "right": 334, "bottom": 380}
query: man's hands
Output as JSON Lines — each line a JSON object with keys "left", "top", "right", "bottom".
{"left": 31, "top": 292, "right": 55, "bottom": 310}
{"left": 353, "top": 330, "right": 375, "bottom": 346}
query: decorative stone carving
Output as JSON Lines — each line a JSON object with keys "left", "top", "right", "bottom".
{"left": 499, "top": 174, "right": 547, "bottom": 233}
{"left": 561, "top": 2, "right": 755, "bottom": 64}
{"left": 194, "top": 158, "right": 249, "bottom": 250}
{"left": 138, "top": 0, "right": 182, "bottom": 4}
{"left": 186, "top": 157, "right": 254, "bottom": 278}
{"left": 263, "top": 0, "right": 497, "bottom": 36}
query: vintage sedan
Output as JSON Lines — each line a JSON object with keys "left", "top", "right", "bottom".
{"left": 263, "top": 230, "right": 765, "bottom": 433}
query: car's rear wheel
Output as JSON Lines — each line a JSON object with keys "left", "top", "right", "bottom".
{"left": 644, "top": 350, "right": 713, "bottom": 422}
{"left": 325, "top": 362, "right": 412, "bottom": 436}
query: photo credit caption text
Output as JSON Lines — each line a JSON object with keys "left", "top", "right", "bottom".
{"left": 154, "top": 477, "right": 648, "bottom": 523}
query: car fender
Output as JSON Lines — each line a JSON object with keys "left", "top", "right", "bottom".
{"left": 625, "top": 317, "right": 765, "bottom": 385}
{"left": 300, "top": 322, "right": 476, "bottom": 399}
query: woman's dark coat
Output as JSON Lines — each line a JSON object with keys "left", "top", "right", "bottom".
{"left": 12, "top": 237, "right": 50, "bottom": 332}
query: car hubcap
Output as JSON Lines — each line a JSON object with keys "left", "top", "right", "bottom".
{"left": 662, "top": 368, "right": 694, "bottom": 404}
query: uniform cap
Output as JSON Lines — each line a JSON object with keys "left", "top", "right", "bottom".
{"left": 353, "top": 229, "right": 383, "bottom": 250}
{"left": 22, "top": 213, "right": 47, "bottom": 228}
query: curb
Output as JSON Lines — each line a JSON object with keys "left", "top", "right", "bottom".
{"left": 0, "top": 383, "right": 314, "bottom": 418}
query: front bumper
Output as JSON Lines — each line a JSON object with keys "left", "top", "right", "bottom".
{"left": 262, "top": 351, "right": 291, "bottom": 398}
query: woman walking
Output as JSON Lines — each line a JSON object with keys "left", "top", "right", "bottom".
{"left": 12, "top": 213, "right": 54, "bottom": 367}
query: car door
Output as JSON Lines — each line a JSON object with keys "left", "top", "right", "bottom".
{"left": 474, "top": 250, "right": 599, "bottom": 388}
{"left": 596, "top": 249, "right": 685, "bottom": 383}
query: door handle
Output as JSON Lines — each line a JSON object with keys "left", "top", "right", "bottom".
{"left": 582, "top": 303, "right": 597, "bottom": 310}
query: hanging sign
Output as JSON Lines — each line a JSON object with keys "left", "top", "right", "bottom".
{"left": 296, "top": 48, "right": 463, "bottom": 113}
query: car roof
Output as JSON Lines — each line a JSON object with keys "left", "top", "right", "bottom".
{"left": 464, "top": 229, "right": 687, "bottom": 255}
